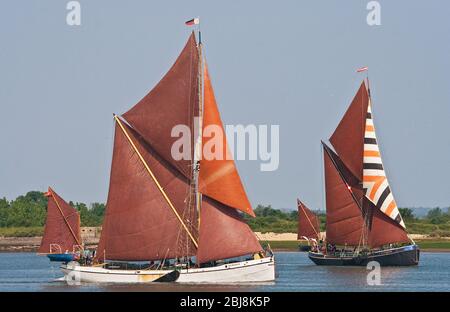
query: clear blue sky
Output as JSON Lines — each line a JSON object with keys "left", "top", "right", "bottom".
{"left": 1, "top": 1, "right": 449, "bottom": 210}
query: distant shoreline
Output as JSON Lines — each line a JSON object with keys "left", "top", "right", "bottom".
{"left": 1, "top": 236, "right": 449, "bottom": 253}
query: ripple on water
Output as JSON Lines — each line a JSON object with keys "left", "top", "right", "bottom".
{"left": 0, "top": 252, "right": 448, "bottom": 291}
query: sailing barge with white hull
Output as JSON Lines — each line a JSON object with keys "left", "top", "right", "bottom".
{"left": 308, "top": 79, "right": 419, "bottom": 267}
{"left": 61, "top": 31, "right": 275, "bottom": 284}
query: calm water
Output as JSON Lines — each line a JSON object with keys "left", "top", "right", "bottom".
{"left": 0, "top": 252, "right": 449, "bottom": 292}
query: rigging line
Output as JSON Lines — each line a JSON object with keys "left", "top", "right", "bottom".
{"left": 113, "top": 114, "right": 199, "bottom": 248}
{"left": 49, "top": 189, "right": 82, "bottom": 248}
{"left": 252, "top": 231, "right": 268, "bottom": 253}
{"left": 195, "top": 39, "right": 204, "bottom": 233}
{"left": 177, "top": 191, "right": 196, "bottom": 259}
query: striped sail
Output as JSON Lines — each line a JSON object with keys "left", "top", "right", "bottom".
{"left": 363, "top": 101, "right": 405, "bottom": 228}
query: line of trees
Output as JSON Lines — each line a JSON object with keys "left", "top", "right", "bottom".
{"left": 245, "top": 206, "right": 450, "bottom": 236}
{"left": 0, "top": 191, "right": 449, "bottom": 236}
{"left": 0, "top": 191, "right": 105, "bottom": 228}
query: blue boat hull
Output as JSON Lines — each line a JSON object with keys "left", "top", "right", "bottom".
{"left": 47, "top": 253, "right": 76, "bottom": 262}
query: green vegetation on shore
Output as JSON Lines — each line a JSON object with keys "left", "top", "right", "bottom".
{"left": 0, "top": 191, "right": 105, "bottom": 229}
{"left": 0, "top": 227, "right": 44, "bottom": 237}
{"left": 245, "top": 205, "right": 450, "bottom": 237}
{"left": 414, "top": 240, "right": 450, "bottom": 250}
{"left": 0, "top": 191, "right": 449, "bottom": 238}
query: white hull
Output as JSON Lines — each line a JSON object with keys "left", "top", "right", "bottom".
{"left": 177, "top": 256, "right": 275, "bottom": 283}
{"left": 60, "top": 256, "right": 275, "bottom": 284}
{"left": 60, "top": 262, "right": 175, "bottom": 284}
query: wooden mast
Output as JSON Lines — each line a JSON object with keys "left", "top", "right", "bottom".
{"left": 113, "top": 114, "right": 199, "bottom": 248}
{"left": 362, "top": 76, "right": 370, "bottom": 248}
{"left": 194, "top": 27, "right": 204, "bottom": 232}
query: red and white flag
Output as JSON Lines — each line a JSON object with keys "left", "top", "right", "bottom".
{"left": 356, "top": 66, "right": 369, "bottom": 73}
{"left": 185, "top": 18, "right": 200, "bottom": 26}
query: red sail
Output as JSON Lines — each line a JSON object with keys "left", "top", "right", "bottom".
{"left": 367, "top": 200, "right": 410, "bottom": 248}
{"left": 297, "top": 199, "right": 320, "bottom": 240}
{"left": 330, "top": 82, "right": 369, "bottom": 180}
{"left": 199, "top": 63, "right": 255, "bottom": 217}
{"left": 38, "top": 188, "right": 81, "bottom": 254}
{"left": 323, "top": 141, "right": 366, "bottom": 208}
{"left": 323, "top": 144, "right": 365, "bottom": 246}
{"left": 196, "top": 197, "right": 262, "bottom": 264}
{"left": 122, "top": 33, "right": 199, "bottom": 179}
{"left": 96, "top": 121, "right": 196, "bottom": 261}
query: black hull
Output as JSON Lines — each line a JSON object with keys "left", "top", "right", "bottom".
{"left": 308, "top": 245, "right": 420, "bottom": 266}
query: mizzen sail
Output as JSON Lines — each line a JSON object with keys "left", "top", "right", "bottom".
{"left": 39, "top": 187, "right": 81, "bottom": 254}
{"left": 330, "top": 82, "right": 369, "bottom": 180}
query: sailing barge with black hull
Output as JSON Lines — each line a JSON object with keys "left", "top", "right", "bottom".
{"left": 308, "top": 78, "right": 419, "bottom": 267}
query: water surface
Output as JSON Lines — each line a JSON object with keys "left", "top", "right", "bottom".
{"left": 0, "top": 252, "right": 448, "bottom": 291}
